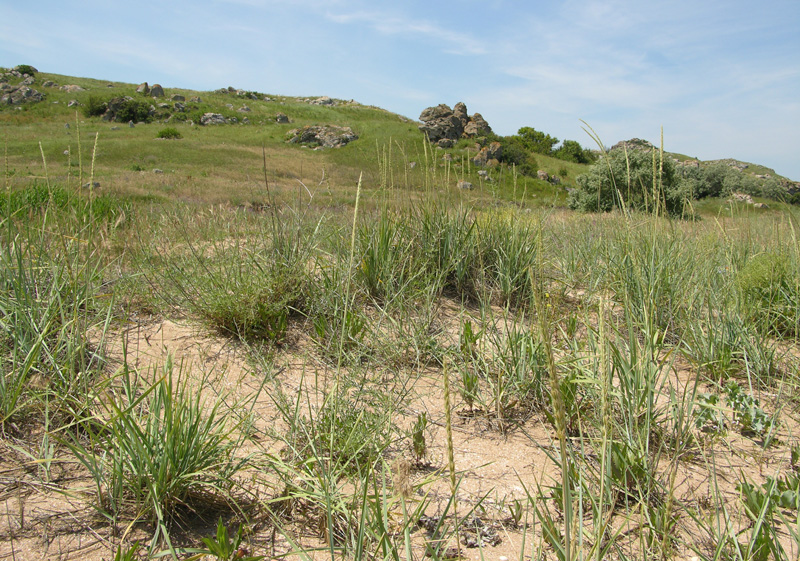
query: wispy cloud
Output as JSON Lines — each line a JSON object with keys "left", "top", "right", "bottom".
{"left": 326, "top": 10, "right": 487, "bottom": 55}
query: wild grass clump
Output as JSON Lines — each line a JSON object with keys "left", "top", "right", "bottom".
{"left": 65, "top": 358, "right": 252, "bottom": 554}
{"left": 0, "top": 203, "right": 113, "bottom": 429}
{"left": 736, "top": 251, "right": 800, "bottom": 337}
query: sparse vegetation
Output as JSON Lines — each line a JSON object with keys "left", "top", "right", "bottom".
{"left": 1, "top": 69, "right": 800, "bottom": 561}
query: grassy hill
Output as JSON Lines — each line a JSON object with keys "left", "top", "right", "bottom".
{"left": 2, "top": 70, "right": 576, "bottom": 211}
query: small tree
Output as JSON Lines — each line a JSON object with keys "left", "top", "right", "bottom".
{"left": 515, "top": 126, "right": 559, "bottom": 155}
{"left": 568, "top": 148, "right": 689, "bottom": 216}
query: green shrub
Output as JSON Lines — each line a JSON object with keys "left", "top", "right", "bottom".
{"left": 115, "top": 98, "right": 152, "bottom": 123}
{"left": 14, "top": 64, "right": 37, "bottom": 76}
{"left": 83, "top": 96, "right": 107, "bottom": 118}
{"left": 568, "top": 148, "right": 689, "bottom": 216}
{"left": 554, "top": 139, "right": 596, "bottom": 164}
{"left": 156, "top": 127, "right": 182, "bottom": 140}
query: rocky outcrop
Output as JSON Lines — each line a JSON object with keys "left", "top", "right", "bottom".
{"left": 610, "top": 138, "right": 657, "bottom": 152}
{"left": 200, "top": 113, "right": 228, "bottom": 125}
{"left": 472, "top": 141, "right": 502, "bottom": 167}
{"left": 1, "top": 84, "right": 44, "bottom": 105}
{"left": 136, "top": 82, "right": 150, "bottom": 95}
{"left": 286, "top": 125, "right": 358, "bottom": 148}
{"left": 60, "top": 85, "right": 85, "bottom": 93}
{"left": 419, "top": 102, "right": 493, "bottom": 146}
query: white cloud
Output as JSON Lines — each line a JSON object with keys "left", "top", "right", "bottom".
{"left": 326, "top": 10, "right": 487, "bottom": 55}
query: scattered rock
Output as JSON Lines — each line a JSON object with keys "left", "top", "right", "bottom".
{"left": 286, "top": 125, "right": 358, "bottom": 148}
{"left": 478, "top": 170, "right": 490, "bottom": 181}
{"left": 64, "top": 123, "right": 70, "bottom": 129}
{"left": 310, "top": 96, "right": 333, "bottom": 105}
{"left": 238, "top": 105, "right": 251, "bottom": 112}
{"left": 136, "top": 82, "right": 150, "bottom": 94}
{"left": 457, "top": 180, "right": 474, "bottom": 190}
{"left": 63, "top": 149, "right": 69, "bottom": 155}
{"left": 443, "top": 153, "right": 453, "bottom": 162}
{"left": 275, "top": 113, "right": 289, "bottom": 123}
{"left": 150, "top": 84, "right": 165, "bottom": 98}
{"left": 189, "top": 96, "right": 202, "bottom": 103}
{"left": 110, "top": 126, "right": 120, "bottom": 130}
{"left": 537, "top": 170, "right": 549, "bottom": 181}
{"left": 153, "top": 169, "right": 163, "bottom": 174}
{"left": 409, "top": 161, "right": 417, "bottom": 169}
{"left": 241, "top": 117, "right": 250, "bottom": 124}
{"left": 60, "top": 85, "right": 85, "bottom": 93}
{"left": 67, "top": 99, "right": 79, "bottom": 107}
{"left": 174, "top": 102, "right": 186, "bottom": 112}
{"left": 170, "top": 94, "right": 185, "bottom": 102}
{"left": 129, "top": 120, "right": 135, "bottom": 128}
{"left": 753, "top": 202, "right": 769, "bottom": 209}
{"left": 200, "top": 113, "right": 227, "bottom": 125}
{"left": 82, "top": 181, "right": 100, "bottom": 189}
{"left": 42, "top": 81, "right": 55, "bottom": 87}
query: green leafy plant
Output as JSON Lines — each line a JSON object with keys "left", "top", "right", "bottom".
{"left": 724, "top": 381, "right": 778, "bottom": 438}
{"left": 156, "top": 127, "right": 182, "bottom": 140}
{"left": 14, "top": 64, "right": 37, "bottom": 76}
{"left": 182, "top": 518, "right": 265, "bottom": 561}
{"left": 83, "top": 95, "right": 108, "bottom": 118}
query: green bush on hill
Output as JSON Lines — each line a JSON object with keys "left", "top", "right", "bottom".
{"left": 83, "top": 96, "right": 108, "bottom": 118}
{"left": 14, "top": 64, "right": 37, "bottom": 76}
{"left": 569, "top": 149, "right": 689, "bottom": 216}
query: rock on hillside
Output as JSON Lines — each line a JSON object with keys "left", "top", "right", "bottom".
{"left": 419, "top": 102, "right": 493, "bottom": 148}
{"left": 286, "top": 125, "right": 358, "bottom": 148}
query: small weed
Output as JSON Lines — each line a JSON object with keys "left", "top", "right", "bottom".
{"left": 724, "top": 381, "right": 778, "bottom": 438}
{"left": 182, "top": 518, "right": 265, "bottom": 560}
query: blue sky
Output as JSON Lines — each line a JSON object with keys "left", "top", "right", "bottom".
{"left": 2, "top": 0, "right": 799, "bottom": 179}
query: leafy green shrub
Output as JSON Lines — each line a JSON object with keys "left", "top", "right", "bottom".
{"left": 554, "top": 139, "right": 596, "bottom": 164}
{"left": 14, "top": 64, "right": 37, "bottom": 76}
{"left": 114, "top": 98, "right": 153, "bottom": 123}
{"left": 156, "top": 127, "right": 182, "bottom": 140}
{"left": 568, "top": 148, "right": 689, "bottom": 216}
{"left": 82, "top": 96, "right": 107, "bottom": 118}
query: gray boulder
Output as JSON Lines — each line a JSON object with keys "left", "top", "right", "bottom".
{"left": 200, "top": 113, "right": 228, "bottom": 125}
{"left": 136, "top": 82, "right": 150, "bottom": 94}
{"left": 60, "top": 85, "right": 85, "bottom": 93}
{"left": 171, "top": 94, "right": 185, "bottom": 102}
{"left": 275, "top": 113, "right": 289, "bottom": 123}
{"left": 419, "top": 104, "right": 463, "bottom": 144}
{"left": 310, "top": 96, "right": 333, "bottom": 105}
{"left": 286, "top": 125, "right": 358, "bottom": 148}
{"left": 1, "top": 85, "right": 44, "bottom": 105}
{"left": 150, "top": 84, "right": 165, "bottom": 98}
{"left": 457, "top": 180, "right": 474, "bottom": 190}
